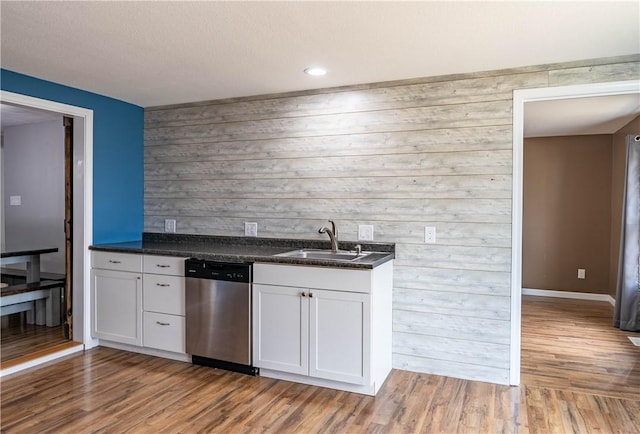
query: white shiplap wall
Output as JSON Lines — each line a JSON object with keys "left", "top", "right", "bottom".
{"left": 144, "top": 56, "right": 639, "bottom": 384}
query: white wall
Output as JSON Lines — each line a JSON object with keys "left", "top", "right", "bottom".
{"left": 3, "top": 119, "right": 65, "bottom": 273}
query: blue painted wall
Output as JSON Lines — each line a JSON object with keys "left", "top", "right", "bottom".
{"left": 1, "top": 69, "right": 144, "bottom": 243}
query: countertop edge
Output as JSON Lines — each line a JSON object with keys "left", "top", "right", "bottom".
{"left": 89, "top": 244, "right": 395, "bottom": 270}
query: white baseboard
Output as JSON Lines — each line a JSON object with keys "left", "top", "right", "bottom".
{"left": 0, "top": 344, "right": 84, "bottom": 377}
{"left": 98, "top": 340, "right": 192, "bottom": 363}
{"left": 522, "top": 288, "right": 615, "bottom": 306}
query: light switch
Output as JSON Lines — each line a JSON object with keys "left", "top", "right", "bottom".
{"left": 10, "top": 195, "right": 21, "bottom": 206}
{"left": 577, "top": 268, "right": 586, "bottom": 279}
{"left": 245, "top": 222, "right": 258, "bottom": 237}
{"left": 425, "top": 226, "right": 436, "bottom": 244}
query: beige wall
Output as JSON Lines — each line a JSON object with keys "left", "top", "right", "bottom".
{"left": 609, "top": 115, "right": 640, "bottom": 296}
{"left": 144, "top": 55, "right": 639, "bottom": 384}
{"left": 523, "top": 135, "right": 613, "bottom": 293}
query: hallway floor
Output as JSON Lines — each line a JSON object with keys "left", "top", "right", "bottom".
{"left": 521, "top": 295, "right": 639, "bottom": 400}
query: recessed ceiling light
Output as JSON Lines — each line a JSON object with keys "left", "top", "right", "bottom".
{"left": 304, "top": 67, "right": 327, "bottom": 76}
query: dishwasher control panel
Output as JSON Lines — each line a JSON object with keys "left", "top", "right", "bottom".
{"left": 185, "top": 259, "right": 251, "bottom": 283}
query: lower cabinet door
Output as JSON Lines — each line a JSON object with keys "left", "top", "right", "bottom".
{"left": 253, "top": 284, "right": 308, "bottom": 375}
{"left": 143, "top": 311, "right": 185, "bottom": 354}
{"left": 92, "top": 268, "right": 142, "bottom": 346}
{"left": 309, "top": 289, "right": 370, "bottom": 385}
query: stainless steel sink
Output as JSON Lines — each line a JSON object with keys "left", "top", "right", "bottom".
{"left": 274, "top": 249, "right": 371, "bottom": 261}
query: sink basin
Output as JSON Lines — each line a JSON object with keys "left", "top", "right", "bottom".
{"left": 275, "top": 249, "right": 371, "bottom": 262}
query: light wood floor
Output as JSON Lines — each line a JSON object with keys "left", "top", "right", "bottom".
{"left": 1, "top": 321, "right": 68, "bottom": 364}
{"left": 1, "top": 296, "right": 638, "bottom": 433}
{"left": 521, "top": 296, "right": 639, "bottom": 401}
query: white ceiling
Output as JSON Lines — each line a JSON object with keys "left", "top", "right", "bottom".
{"left": 1, "top": 1, "right": 639, "bottom": 137}
{"left": 525, "top": 94, "right": 640, "bottom": 137}
{"left": 2, "top": 1, "right": 639, "bottom": 108}
{"left": 0, "top": 103, "right": 61, "bottom": 129}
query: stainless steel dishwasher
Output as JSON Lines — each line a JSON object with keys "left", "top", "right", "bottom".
{"left": 184, "top": 259, "right": 257, "bottom": 375}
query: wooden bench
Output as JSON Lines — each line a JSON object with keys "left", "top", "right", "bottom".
{"left": 0, "top": 280, "right": 63, "bottom": 327}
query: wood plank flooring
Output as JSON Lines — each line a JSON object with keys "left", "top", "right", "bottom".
{"left": 1, "top": 322, "right": 67, "bottom": 364}
{"left": 1, "top": 296, "right": 639, "bottom": 433}
{"left": 521, "top": 295, "right": 640, "bottom": 401}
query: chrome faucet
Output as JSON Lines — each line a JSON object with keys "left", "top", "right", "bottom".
{"left": 318, "top": 220, "right": 339, "bottom": 252}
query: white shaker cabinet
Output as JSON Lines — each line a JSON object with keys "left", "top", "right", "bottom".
{"left": 253, "top": 284, "right": 309, "bottom": 375}
{"left": 91, "top": 252, "right": 143, "bottom": 346}
{"left": 142, "top": 255, "right": 186, "bottom": 354}
{"left": 253, "top": 260, "right": 392, "bottom": 396}
{"left": 309, "top": 289, "right": 370, "bottom": 385}
{"left": 91, "top": 251, "right": 187, "bottom": 357}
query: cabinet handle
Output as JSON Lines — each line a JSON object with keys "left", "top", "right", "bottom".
{"left": 156, "top": 321, "right": 170, "bottom": 326}
{"left": 156, "top": 283, "right": 170, "bottom": 287}
{"left": 301, "top": 292, "right": 307, "bottom": 297}
{"left": 108, "top": 260, "right": 121, "bottom": 264}
{"left": 309, "top": 292, "right": 314, "bottom": 298}
{"left": 156, "top": 264, "right": 170, "bottom": 268}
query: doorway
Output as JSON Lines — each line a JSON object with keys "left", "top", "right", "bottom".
{"left": 1, "top": 106, "right": 71, "bottom": 361}
{"left": 0, "top": 91, "right": 94, "bottom": 375}
{"left": 510, "top": 79, "right": 640, "bottom": 385}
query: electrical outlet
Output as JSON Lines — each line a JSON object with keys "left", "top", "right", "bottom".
{"left": 245, "top": 222, "right": 258, "bottom": 237}
{"left": 425, "top": 226, "right": 436, "bottom": 244}
{"left": 9, "top": 195, "right": 21, "bottom": 206}
{"left": 164, "top": 219, "right": 176, "bottom": 233}
{"left": 358, "top": 225, "right": 374, "bottom": 241}
{"left": 577, "top": 268, "right": 586, "bottom": 279}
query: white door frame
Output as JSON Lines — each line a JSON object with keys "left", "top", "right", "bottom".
{"left": 1, "top": 90, "right": 97, "bottom": 351}
{"left": 510, "top": 79, "right": 640, "bottom": 385}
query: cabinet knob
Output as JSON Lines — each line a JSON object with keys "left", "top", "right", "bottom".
{"left": 301, "top": 292, "right": 307, "bottom": 297}
{"left": 309, "top": 292, "right": 314, "bottom": 298}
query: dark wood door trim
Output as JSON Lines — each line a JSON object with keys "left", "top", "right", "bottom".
{"left": 63, "top": 116, "right": 73, "bottom": 340}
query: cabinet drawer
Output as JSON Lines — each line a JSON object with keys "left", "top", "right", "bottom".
{"left": 254, "top": 263, "right": 371, "bottom": 293}
{"left": 143, "top": 274, "right": 185, "bottom": 316}
{"left": 92, "top": 251, "right": 142, "bottom": 273}
{"left": 143, "top": 312, "right": 185, "bottom": 353}
{"left": 143, "top": 255, "right": 186, "bottom": 276}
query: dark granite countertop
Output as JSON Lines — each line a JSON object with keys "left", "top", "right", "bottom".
{"left": 90, "top": 233, "right": 395, "bottom": 269}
